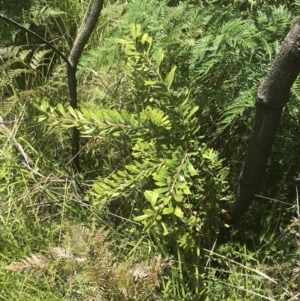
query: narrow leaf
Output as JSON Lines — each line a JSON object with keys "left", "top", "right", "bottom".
{"left": 144, "top": 190, "right": 159, "bottom": 208}
{"left": 161, "top": 222, "right": 169, "bottom": 236}
{"left": 141, "top": 33, "right": 149, "bottom": 44}
{"left": 156, "top": 48, "right": 164, "bottom": 69}
{"left": 165, "top": 66, "right": 177, "bottom": 89}
{"left": 143, "top": 209, "right": 155, "bottom": 216}
{"left": 134, "top": 214, "right": 150, "bottom": 221}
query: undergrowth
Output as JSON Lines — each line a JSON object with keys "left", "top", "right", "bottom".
{"left": 1, "top": 0, "right": 300, "bottom": 300}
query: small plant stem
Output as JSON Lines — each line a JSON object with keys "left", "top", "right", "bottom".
{"left": 0, "top": 116, "right": 34, "bottom": 168}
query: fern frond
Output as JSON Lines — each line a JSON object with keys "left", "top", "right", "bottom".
{"left": 30, "top": 49, "right": 52, "bottom": 70}
{"left": 291, "top": 76, "right": 300, "bottom": 101}
{"left": 0, "top": 46, "right": 21, "bottom": 59}
{"left": 49, "top": 247, "right": 74, "bottom": 260}
{"left": 8, "top": 68, "right": 34, "bottom": 78}
{"left": 217, "top": 88, "right": 256, "bottom": 134}
{"left": 30, "top": 5, "right": 66, "bottom": 26}
{"left": 5, "top": 253, "right": 48, "bottom": 273}
{"left": 17, "top": 49, "right": 32, "bottom": 62}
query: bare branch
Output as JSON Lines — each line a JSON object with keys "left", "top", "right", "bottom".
{"left": 0, "top": 14, "right": 70, "bottom": 66}
{"left": 0, "top": 116, "right": 34, "bottom": 167}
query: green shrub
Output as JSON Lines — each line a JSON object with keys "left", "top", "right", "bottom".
{"left": 37, "top": 24, "right": 232, "bottom": 298}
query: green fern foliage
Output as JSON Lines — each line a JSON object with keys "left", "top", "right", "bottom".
{"left": 217, "top": 88, "right": 256, "bottom": 134}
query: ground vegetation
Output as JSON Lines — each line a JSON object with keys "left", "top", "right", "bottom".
{"left": 1, "top": 0, "right": 300, "bottom": 300}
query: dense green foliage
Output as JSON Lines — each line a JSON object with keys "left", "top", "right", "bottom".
{"left": 1, "top": 0, "right": 300, "bottom": 300}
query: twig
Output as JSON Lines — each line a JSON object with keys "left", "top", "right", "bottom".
{"left": 0, "top": 116, "right": 34, "bottom": 167}
{"left": 0, "top": 14, "right": 70, "bottom": 67}
{"left": 203, "top": 248, "right": 277, "bottom": 284}
{"left": 204, "top": 239, "right": 217, "bottom": 271}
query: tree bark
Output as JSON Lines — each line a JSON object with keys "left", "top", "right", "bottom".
{"left": 226, "top": 19, "right": 300, "bottom": 223}
{"left": 67, "top": 0, "right": 104, "bottom": 172}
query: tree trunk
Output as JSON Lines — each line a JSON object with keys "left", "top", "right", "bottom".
{"left": 67, "top": 0, "right": 104, "bottom": 172}
{"left": 227, "top": 19, "right": 300, "bottom": 223}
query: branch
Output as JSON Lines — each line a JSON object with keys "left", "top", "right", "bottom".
{"left": 68, "top": 0, "right": 104, "bottom": 67}
{"left": 0, "top": 14, "right": 70, "bottom": 67}
{"left": 0, "top": 117, "right": 34, "bottom": 167}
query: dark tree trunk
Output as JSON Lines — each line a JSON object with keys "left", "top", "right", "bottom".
{"left": 226, "top": 19, "right": 300, "bottom": 223}
{"left": 67, "top": 0, "right": 104, "bottom": 172}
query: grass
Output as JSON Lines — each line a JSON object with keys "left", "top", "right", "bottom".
{"left": 0, "top": 134, "right": 170, "bottom": 299}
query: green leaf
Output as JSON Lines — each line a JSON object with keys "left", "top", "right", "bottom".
{"left": 187, "top": 162, "right": 198, "bottom": 176}
{"left": 165, "top": 66, "right": 177, "bottom": 89}
{"left": 143, "top": 209, "right": 155, "bottom": 216}
{"left": 145, "top": 37, "right": 153, "bottom": 55}
{"left": 162, "top": 195, "right": 172, "bottom": 205}
{"left": 39, "top": 99, "right": 49, "bottom": 111}
{"left": 174, "top": 207, "right": 184, "bottom": 218}
{"left": 161, "top": 222, "right": 169, "bottom": 236}
{"left": 37, "top": 116, "right": 47, "bottom": 122}
{"left": 173, "top": 193, "right": 183, "bottom": 202}
{"left": 125, "top": 50, "right": 140, "bottom": 56}
{"left": 154, "top": 187, "right": 170, "bottom": 194}
{"left": 175, "top": 182, "right": 188, "bottom": 189}
{"left": 183, "top": 187, "right": 192, "bottom": 195}
{"left": 156, "top": 48, "right": 164, "bottom": 69}
{"left": 144, "top": 190, "right": 159, "bottom": 208}
{"left": 68, "top": 106, "right": 78, "bottom": 118}
{"left": 153, "top": 173, "right": 167, "bottom": 182}
{"left": 162, "top": 207, "right": 174, "bottom": 215}
{"left": 57, "top": 103, "right": 66, "bottom": 116}
{"left": 131, "top": 24, "right": 141, "bottom": 39}
{"left": 134, "top": 214, "right": 150, "bottom": 221}
{"left": 186, "top": 106, "right": 199, "bottom": 121}
{"left": 144, "top": 80, "right": 158, "bottom": 86}
{"left": 116, "top": 38, "right": 132, "bottom": 45}
{"left": 141, "top": 33, "right": 149, "bottom": 44}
